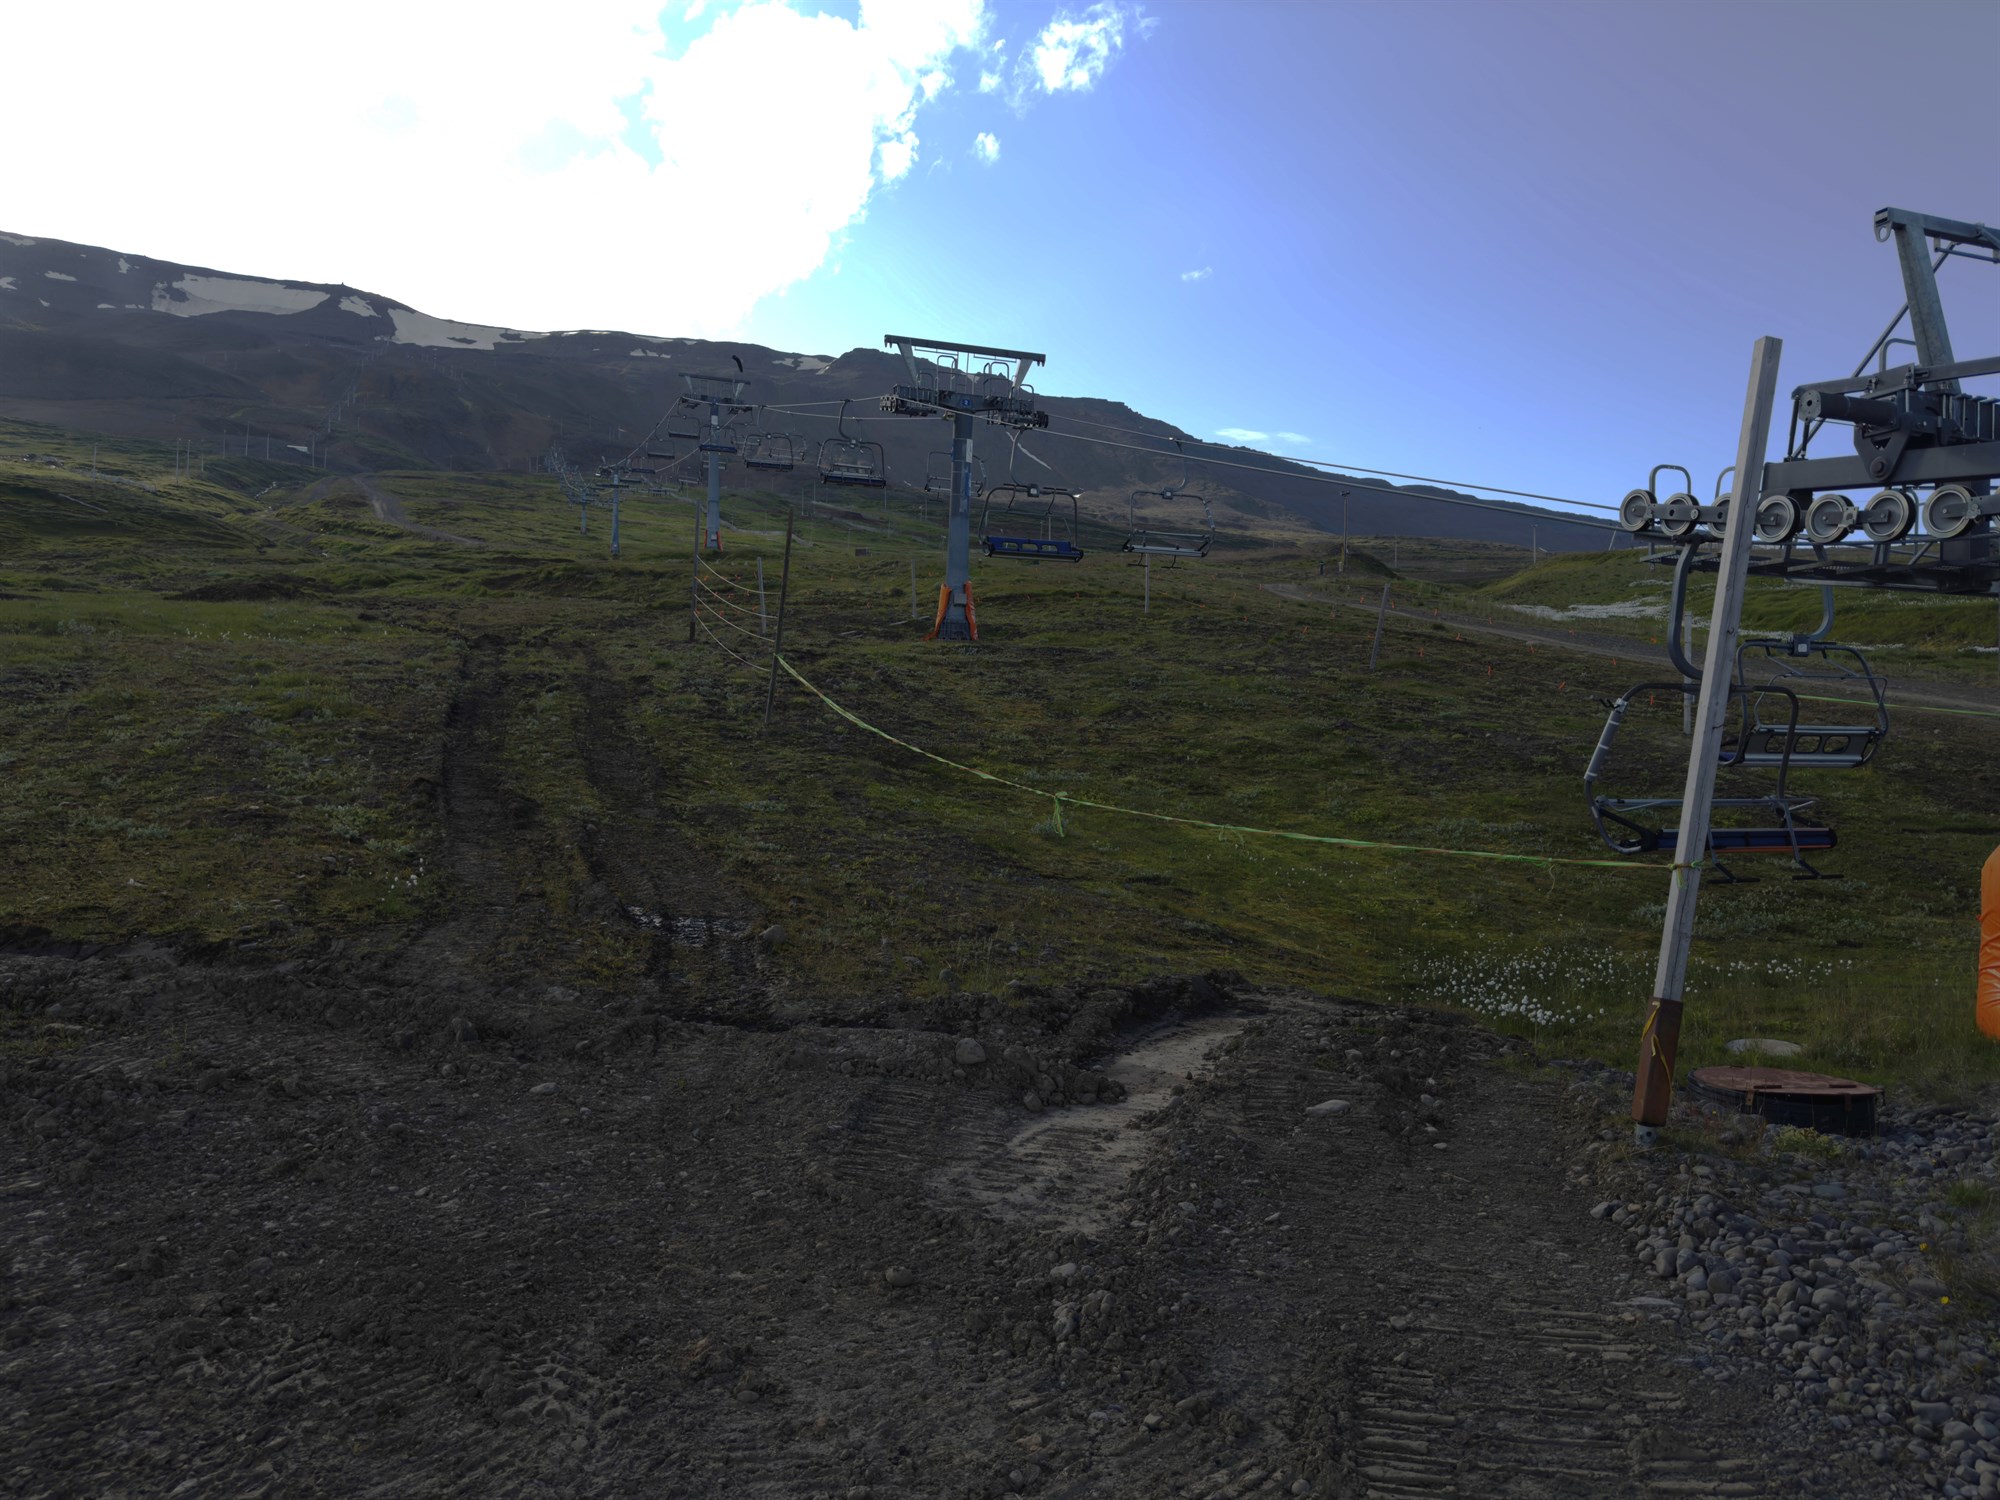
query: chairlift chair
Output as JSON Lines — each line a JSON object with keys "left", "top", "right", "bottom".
{"left": 817, "top": 400, "right": 887, "bottom": 487}
{"left": 665, "top": 414, "right": 701, "bottom": 446}
{"left": 1584, "top": 679, "right": 1837, "bottom": 880}
{"left": 1724, "top": 592, "right": 1888, "bottom": 771}
{"left": 980, "top": 483, "right": 1084, "bottom": 562}
{"left": 743, "top": 431, "right": 797, "bottom": 472}
{"left": 924, "top": 451, "right": 985, "bottom": 495}
{"left": 979, "top": 433, "right": 1082, "bottom": 560}
{"left": 1123, "top": 438, "right": 1215, "bottom": 559}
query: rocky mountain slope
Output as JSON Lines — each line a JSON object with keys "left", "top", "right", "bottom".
{"left": 0, "top": 229, "right": 1609, "bottom": 549}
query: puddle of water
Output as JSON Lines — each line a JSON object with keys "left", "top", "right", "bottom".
{"left": 624, "top": 909, "right": 750, "bottom": 944}
{"left": 926, "top": 1015, "right": 1250, "bottom": 1233}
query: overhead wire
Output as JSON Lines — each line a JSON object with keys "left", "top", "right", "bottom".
{"left": 766, "top": 390, "right": 1621, "bottom": 531}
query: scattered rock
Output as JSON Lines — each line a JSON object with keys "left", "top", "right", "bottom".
{"left": 883, "top": 1266, "right": 914, "bottom": 1289}
{"left": 529, "top": 1082, "right": 557, "bottom": 1096}
{"left": 1723, "top": 1038, "right": 1804, "bottom": 1058}
{"left": 954, "top": 1038, "right": 987, "bottom": 1067}
{"left": 1305, "top": 1099, "right": 1351, "bottom": 1117}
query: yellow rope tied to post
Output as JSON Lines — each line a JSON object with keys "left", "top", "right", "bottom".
{"left": 775, "top": 655, "right": 1658, "bottom": 873}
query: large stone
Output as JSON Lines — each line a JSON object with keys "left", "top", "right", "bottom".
{"left": 954, "top": 1038, "right": 987, "bottom": 1067}
{"left": 1305, "top": 1099, "right": 1352, "bottom": 1117}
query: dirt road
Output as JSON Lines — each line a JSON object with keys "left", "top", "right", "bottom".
{"left": 297, "top": 474, "right": 487, "bottom": 547}
{"left": 1263, "top": 581, "right": 2000, "bottom": 718}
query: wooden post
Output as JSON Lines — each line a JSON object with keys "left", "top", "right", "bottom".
{"left": 763, "top": 511, "right": 795, "bottom": 730}
{"left": 1633, "top": 335, "right": 1784, "bottom": 1146}
{"left": 688, "top": 481, "right": 700, "bottom": 643}
{"left": 1368, "top": 581, "right": 1390, "bottom": 671}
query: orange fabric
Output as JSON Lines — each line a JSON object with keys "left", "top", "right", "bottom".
{"left": 963, "top": 582, "right": 979, "bottom": 642}
{"left": 1981, "top": 845, "right": 2000, "bottom": 1039}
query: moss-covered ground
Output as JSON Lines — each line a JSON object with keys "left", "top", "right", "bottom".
{"left": 4, "top": 417, "right": 1997, "bottom": 1098}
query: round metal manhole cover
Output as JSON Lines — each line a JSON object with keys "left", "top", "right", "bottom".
{"left": 1688, "top": 1065, "right": 1882, "bottom": 1137}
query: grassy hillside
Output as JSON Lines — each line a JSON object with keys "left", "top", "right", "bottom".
{"left": 3, "top": 418, "right": 1997, "bottom": 1097}
{"left": 1480, "top": 546, "right": 2000, "bottom": 679}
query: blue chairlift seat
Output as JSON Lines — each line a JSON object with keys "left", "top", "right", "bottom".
{"left": 984, "top": 535, "right": 1083, "bottom": 562}
{"left": 1648, "top": 824, "right": 1838, "bottom": 856}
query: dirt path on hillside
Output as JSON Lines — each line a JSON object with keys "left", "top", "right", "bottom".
{"left": 298, "top": 474, "right": 486, "bottom": 547}
{"left": 4, "top": 941, "right": 1877, "bottom": 1497}
{"left": 1264, "top": 581, "right": 2000, "bottom": 718}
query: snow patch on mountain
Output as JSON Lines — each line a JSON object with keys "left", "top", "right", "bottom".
{"left": 0, "top": 233, "right": 34, "bottom": 247}
{"left": 44, "top": 271, "right": 76, "bottom": 282}
{"left": 777, "top": 355, "right": 831, "bottom": 373}
{"left": 116, "top": 258, "right": 131, "bottom": 274}
{"left": 0, "top": 277, "right": 16, "bottom": 292}
{"left": 382, "top": 305, "right": 545, "bottom": 350}
{"left": 152, "top": 275, "right": 330, "bottom": 318}
{"left": 339, "top": 295, "right": 377, "bottom": 318}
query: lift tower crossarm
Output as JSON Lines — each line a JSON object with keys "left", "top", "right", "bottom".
{"left": 1874, "top": 208, "right": 1999, "bottom": 394}
{"left": 883, "top": 335, "right": 1046, "bottom": 394}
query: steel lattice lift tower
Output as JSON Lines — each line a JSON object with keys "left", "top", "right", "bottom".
{"left": 680, "top": 371, "right": 757, "bottom": 553}
{"left": 882, "top": 335, "right": 1048, "bottom": 641}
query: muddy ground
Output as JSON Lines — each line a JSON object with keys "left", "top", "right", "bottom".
{"left": 0, "top": 628, "right": 1884, "bottom": 1500}
{"left": 7, "top": 934, "right": 1889, "bottom": 1499}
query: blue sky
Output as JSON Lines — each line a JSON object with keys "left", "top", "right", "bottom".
{"left": 2, "top": 0, "right": 1994, "bottom": 516}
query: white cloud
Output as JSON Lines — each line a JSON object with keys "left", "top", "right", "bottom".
{"left": 0, "top": 1, "right": 990, "bottom": 339}
{"left": 1274, "top": 431, "right": 1312, "bottom": 447}
{"left": 1216, "top": 428, "right": 1268, "bottom": 444}
{"left": 1030, "top": 4, "right": 1128, "bottom": 93}
{"left": 1180, "top": 266, "right": 1212, "bottom": 282}
{"left": 974, "top": 131, "right": 1000, "bottom": 164}
{"left": 978, "top": 70, "right": 1002, "bottom": 92}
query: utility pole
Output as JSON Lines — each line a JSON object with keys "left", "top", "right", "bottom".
{"left": 1632, "top": 336, "right": 1783, "bottom": 1148}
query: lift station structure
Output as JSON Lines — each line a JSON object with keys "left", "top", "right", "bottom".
{"left": 882, "top": 335, "right": 1049, "bottom": 640}
{"left": 679, "top": 371, "right": 758, "bottom": 552}
{"left": 1610, "top": 205, "right": 1998, "bottom": 1146}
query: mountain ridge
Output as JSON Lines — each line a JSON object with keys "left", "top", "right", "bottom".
{"left": 0, "top": 229, "right": 1612, "bottom": 549}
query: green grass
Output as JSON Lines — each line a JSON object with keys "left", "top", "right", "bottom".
{"left": 1, "top": 416, "right": 1996, "bottom": 1098}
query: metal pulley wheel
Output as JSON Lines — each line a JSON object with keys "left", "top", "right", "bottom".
{"left": 1804, "top": 494, "right": 1860, "bottom": 545}
{"left": 1861, "top": 488, "right": 1917, "bottom": 543}
{"left": 1657, "top": 492, "right": 1702, "bottom": 539}
{"left": 1752, "top": 493, "right": 1801, "bottom": 544}
{"left": 1619, "top": 488, "right": 1657, "bottom": 532}
{"left": 1922, "top": 484, "right": 1980, "bottom": 540}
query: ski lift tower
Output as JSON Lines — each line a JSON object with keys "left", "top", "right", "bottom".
{"left": 882, "top": 335, "right": 1047, "bottom": 640}
{"left": 680, "top": 372, "right": 757, "bottom": 552}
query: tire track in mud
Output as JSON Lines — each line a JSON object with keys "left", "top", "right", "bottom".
{"left": 572, "top": 649, "right": 759, "bottom": 1012}
{"left": 4, "top": 965, "right": 1865, "bottom": 1498}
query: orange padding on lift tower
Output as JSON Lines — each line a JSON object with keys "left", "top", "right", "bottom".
{"left": 1980, "top": 845, "right": 2000, "bottom": 1039}
{"left": 922, "top": 583, "right": 979, "bottom": 643}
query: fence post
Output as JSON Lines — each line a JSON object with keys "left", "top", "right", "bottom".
{"left": 1368, "top": 581, "right": 1390, "bottom": 671}
{"left": 763, "top": 512, "right": 796, "bottom": 730}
